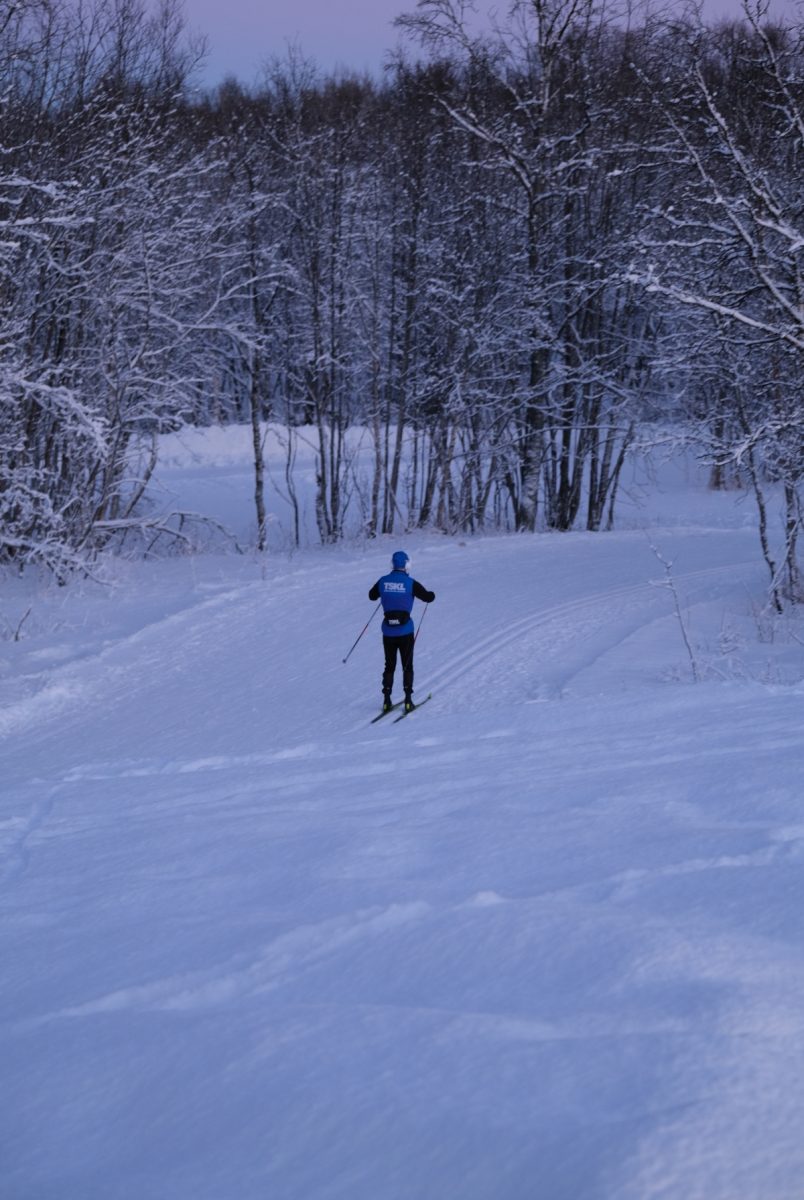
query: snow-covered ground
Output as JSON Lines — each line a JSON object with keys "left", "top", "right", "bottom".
{"left": 2, "top": 430, "right": 804, "bottom": 1200}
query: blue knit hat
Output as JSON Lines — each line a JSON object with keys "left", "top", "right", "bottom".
{"left": 391, "top": 550, "right": 410, "bottom": 571}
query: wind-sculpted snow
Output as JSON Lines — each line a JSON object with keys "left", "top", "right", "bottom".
{"left": 1, "top": 463, "right": 804, "bottom": 1198}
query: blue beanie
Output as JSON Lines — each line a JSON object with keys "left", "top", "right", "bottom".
{"left": 391, "top": 550, "right": 410, "bottom": 571}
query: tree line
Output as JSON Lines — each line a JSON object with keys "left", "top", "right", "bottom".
{"left": 1, "top": 0, "right": 801, "bottom": 603}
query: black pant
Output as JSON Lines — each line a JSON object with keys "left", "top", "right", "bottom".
{"left": 382, "top": 633, "right": 414, "bottom": 697}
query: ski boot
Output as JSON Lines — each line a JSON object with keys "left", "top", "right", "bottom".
{"left": 404, "top": 693, "right": 415, "bottom": 714}
{"left": 382, "top": 693, "right": 394, "bottom": 714}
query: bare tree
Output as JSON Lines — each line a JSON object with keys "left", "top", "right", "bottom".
{"left": 631, "top": 4, "right": 804, "bottom": 601}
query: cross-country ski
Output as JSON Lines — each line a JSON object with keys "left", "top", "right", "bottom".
{"left": 392, "top": 693, "right": 433, "bottom": 722}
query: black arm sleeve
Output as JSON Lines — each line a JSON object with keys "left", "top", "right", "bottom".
{"left": 413, "top": 580, "right": 435, "bottom": 603}
{"left": 368, "top": 581, "right": 381, "bottom": 601}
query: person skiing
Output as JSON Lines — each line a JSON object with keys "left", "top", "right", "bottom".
{"left": 369, "top": 550, "right": 435, "bottom": 714}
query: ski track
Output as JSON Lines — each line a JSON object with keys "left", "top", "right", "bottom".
{"left": 1, "top": 556, "right": 754, "bottom": 790}
{"left": 0, "top": 549, "right": 754, "bottom": 748}
{"left": 0, "top": 554, "right": 769, "bottom": 882}
{"left": 369, "top": 559, "right": 758, "bottom": 719}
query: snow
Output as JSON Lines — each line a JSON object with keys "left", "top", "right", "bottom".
{"left": 2, "top": 433, "right": 804, "bottom": 1199}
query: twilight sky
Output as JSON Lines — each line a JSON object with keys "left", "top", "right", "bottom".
{"left": 179, "top": 0, "right": 800, "bottom": 87}
{"left": 182, "top": 0, "right": 410, "bottom": 85}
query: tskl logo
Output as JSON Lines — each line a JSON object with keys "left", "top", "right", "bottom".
{"left": 383, "top": 582, "right": 406, "bottom": 593}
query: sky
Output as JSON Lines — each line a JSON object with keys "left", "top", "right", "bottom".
{"left": 180, "top": 0, "right": 800, "bottom": 88}
{"left": 181, "top": 0, "right": 411, "bottom": 86}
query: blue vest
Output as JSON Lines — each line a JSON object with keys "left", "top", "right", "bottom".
{"left": 378, "top": 571, "right": 414, "bottom": 636}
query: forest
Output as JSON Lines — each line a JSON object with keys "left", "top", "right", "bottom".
{"left": 1, "top": 0, "right": 802, "bottom": 606}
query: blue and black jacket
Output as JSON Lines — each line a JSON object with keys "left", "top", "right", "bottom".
{"left": 369, "top": 571, "right": 436, "bottom": 637}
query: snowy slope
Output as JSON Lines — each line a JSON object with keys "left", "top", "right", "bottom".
{"left": 2, "top": 435, "right": 804, "bottom": 1200}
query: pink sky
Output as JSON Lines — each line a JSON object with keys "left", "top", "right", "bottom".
{"left": 180, "top": 0, "right": 799, "bottom": 87}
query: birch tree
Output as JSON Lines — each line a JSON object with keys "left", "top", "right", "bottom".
{"left": 632, "top": 5, "right": 804, "bottom": 600}
{"left": 398, "top": 0, "right": 652, "bottom": 531}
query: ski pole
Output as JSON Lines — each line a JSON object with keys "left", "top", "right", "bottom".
{"left": 414, "top": 602, "right": 429, "bottom": 645}
{"left": 342, "top": 603, "right": 381, "bottom": 663}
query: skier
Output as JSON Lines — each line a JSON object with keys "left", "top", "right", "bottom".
{"left": 369, "top": 550, "right": 435, "bottom": 714}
